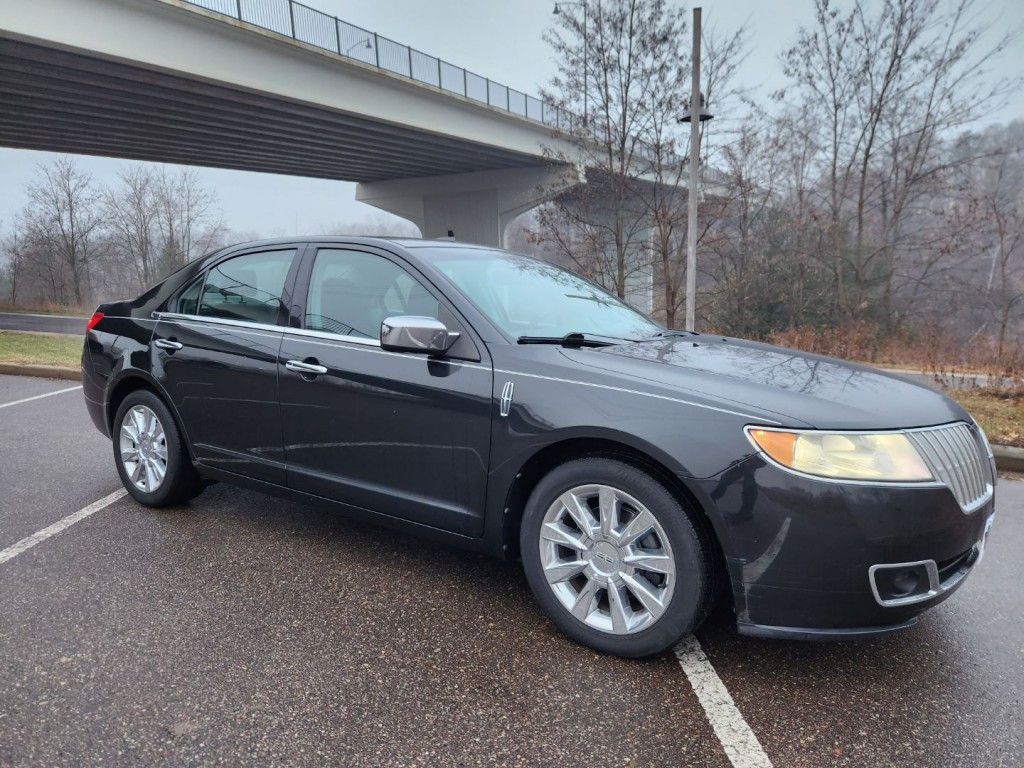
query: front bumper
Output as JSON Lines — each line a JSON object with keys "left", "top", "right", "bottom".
{"left": 697, "top": 454, "right": 995, "bottom": 638}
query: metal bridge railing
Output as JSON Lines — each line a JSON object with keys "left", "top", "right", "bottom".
{"left": 182, "top": 0, "right": 576, "bottom": 131}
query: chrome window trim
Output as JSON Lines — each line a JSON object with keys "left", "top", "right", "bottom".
{"left": 282, "top": 331, "right": 490, "bottom": 370}
{"left": 282, "top": 325, "right": 380, "bottom": 347}
{"left": 154, "top": 311, "right": 491, "bottom": 370}
{"left": 153, "top": 311, "right": 283, "bottom": 336}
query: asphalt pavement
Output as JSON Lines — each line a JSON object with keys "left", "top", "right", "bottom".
{"left": 0, "top": 312, "right": 88, "bottom": 335}
{"left": 1, "top": 373, "right": 1021, "bottom": 767}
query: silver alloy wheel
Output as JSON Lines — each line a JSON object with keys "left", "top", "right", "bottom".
{"left": 538, "top": 483, "right": 676, "bottom": 635}
{"left": 119, "top": 405, "right": 168, "bottom": 493}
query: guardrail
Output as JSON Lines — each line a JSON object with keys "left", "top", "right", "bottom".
{"left": 182, "top": 0, "right": 576, "bottom": 131}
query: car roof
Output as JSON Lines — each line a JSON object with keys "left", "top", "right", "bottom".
{"left": 218, "top": 236, "right": 496, "bottom": 251}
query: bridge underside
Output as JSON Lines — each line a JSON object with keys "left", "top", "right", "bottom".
{"left": 0, "top": 37, "right": 545, "bottom": 182}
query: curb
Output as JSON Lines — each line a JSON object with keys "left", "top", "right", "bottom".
{"left": 0, "top": 363, "right": 81, "bottom": 381}
{"left": 0, "top": 361, "right": 1020, "bottom": 472}
{"left": 993, "top": 445, "right": 1024, "bottom": 474}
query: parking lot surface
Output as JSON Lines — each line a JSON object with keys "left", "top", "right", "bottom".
{"left": 1, "top": 373, "right": 1021, "bottom": 767}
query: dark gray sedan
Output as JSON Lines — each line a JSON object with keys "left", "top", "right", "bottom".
{"left": 82, "top": 238, "right": 997, "bottom": 657}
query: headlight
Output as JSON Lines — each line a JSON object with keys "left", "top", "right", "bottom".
{"left": 746, "top": 427, "right": 934, "bottom": 482}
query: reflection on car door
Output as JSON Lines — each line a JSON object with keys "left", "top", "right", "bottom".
{"left": 153, "top": 247, "right": 299, "bottom": 484}
{"left": 278, "top": 246, "right": 492, "bottom": 537}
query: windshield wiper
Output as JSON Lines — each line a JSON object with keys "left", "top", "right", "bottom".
{"left": 517, "top": 332, "right": 626, "bottom": 348}
{"left": 640, "top": 329, "right": 700, "bottom": 340}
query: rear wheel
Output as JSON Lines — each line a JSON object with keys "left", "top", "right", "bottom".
{"left": 113, "top": 390, "right": 204, "bottom": 507}
{"left": 520, "top": 457, "right": 714, "bottom": 657}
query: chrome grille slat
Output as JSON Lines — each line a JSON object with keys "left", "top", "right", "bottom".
{"left": 966, "top": 428, "right": 989, "bottom": 498}
{"left": 954, "top": 426, "right": 985, "bottom": 501}
{"left": 936, "top": 428, "right": 970, "bottom": 502}
{"left": 961, "top": 425, "right": 987, "bottom": 501}
{"left": 908, "top": 423, "right": 991, "bottom": 512}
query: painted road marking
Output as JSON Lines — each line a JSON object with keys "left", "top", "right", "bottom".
{"left": 675, "top": 634, "right": 773, "bottom": 768}
{"left": 0, "top": 385, "right": 83, "bottom": 410}
{"left": 0, "top": 489, "right": 127, "bottom": 566}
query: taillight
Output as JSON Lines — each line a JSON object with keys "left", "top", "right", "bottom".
{"left": 86, "top": 312, "right": 104, "bottom": 332}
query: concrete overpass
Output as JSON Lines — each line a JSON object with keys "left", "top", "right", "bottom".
{"left": 0, "top": 0, "right": 579, "bottom": 245}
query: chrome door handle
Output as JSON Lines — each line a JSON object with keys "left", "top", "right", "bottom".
{"left": 285, "top": 360, "right": 328, "bottom": 375}
{"left": 154, "top": 338, "right": 183, "bottom": 351}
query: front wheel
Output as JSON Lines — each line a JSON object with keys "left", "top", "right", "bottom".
{"left": 520, "top": 458, "right": 715, "bottom": 658}
{"left": 113, "top": 390, "right": 204, "bottom": 507}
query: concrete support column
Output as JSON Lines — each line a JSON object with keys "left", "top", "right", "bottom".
{"left": 356, "top": 165, "right": 578, "bottom": 248}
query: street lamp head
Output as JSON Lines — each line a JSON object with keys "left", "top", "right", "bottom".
{"left": 677, "top": 92, "right": 714, "bottom": 123}
{"left": 345, "top": 38, "right": 372, "bottom": 55}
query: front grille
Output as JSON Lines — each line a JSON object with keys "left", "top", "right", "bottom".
{"left": 908, "top": 423, "right": 992, "bottom": 512}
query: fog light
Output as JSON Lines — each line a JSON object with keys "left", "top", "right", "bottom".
{"left": 890, "top": 569, "right": 921, "bottom": 597}
{"left": 870, "top": 561, "right": 938, "bottom": 606}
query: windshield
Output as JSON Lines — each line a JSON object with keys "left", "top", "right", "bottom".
{"left": 422, "top": 247, "right": 663, "bottom": 341}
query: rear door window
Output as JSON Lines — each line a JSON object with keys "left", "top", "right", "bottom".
{"left": 174, "top": 275, "right": 204, "bottom": 315}
{"left": 198, "top": 249, "right": 297, "bottom": 326}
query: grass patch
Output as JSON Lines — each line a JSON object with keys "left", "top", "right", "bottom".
{"left": 944, "top": 388, "right": 1023, "bottom": 448}
{"left": 0, "top": 330, "right": 82, "bottom": 367}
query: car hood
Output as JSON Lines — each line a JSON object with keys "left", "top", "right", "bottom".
{"left": 569, "top": 335, "right": 967, "bottom": 430}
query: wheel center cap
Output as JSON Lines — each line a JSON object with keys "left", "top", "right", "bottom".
{"left": 589, "top": 541, "right": 621, "bottom": 575}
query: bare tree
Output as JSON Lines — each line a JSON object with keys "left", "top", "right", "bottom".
{"left": 0, "top": 226, "right": 26, "bottom": 305}
{"left": 781, "top": 0, "right": 1019, "bottom": 325}
{"left": 537, "top": 0, "right": 689, "bottom": 301}
{"left": 18, "top": 157, "right": 104, "bottom": 305}
{"left": 101, "top": 165, "right": 225, "bottom": 294}
{"left": 940, "top": 123, "right": 1024, "bottom": 361}
{"left": 104, "top": 165, "right": 160, "bottom": 289}
{"left": 154, "top": 167, "right": 224, "bottom": 277}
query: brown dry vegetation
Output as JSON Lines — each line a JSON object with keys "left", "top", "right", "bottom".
{"left": 945, "top": 389, "right": 1024, "bottom": 448}
{"left": 768, "top": 323, "right": 1024, "bottom": 384}
{"left": 767, "top": 324, "right": 1023, "bottom": 446}
{"left": 0, "top": 302, "right": 90, "bottom": 316}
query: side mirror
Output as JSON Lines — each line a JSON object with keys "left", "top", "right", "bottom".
{"left": 380, "top": 316, "right": 460, "bottom": 356}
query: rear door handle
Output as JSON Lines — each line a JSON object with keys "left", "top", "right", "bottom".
{"left": 154, "top": 338, "right": 183, "bottom": 351}
{"left": 285, "top": 359, "right": 328, "bottom": 376}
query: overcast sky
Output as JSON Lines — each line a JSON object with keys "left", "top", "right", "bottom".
{"left": 2, "top": 0, "right": 1021, "bottom": 237}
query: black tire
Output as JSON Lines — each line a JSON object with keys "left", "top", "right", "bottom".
{"left": 520, "top": 457, "right": 715, "bottom": 658}
{"left": 112, "top": 389, "right": 204, "bottom": 508}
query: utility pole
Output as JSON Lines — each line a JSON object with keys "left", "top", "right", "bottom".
{"left": 685, "top": 7, "right": 702, "bottom": 332}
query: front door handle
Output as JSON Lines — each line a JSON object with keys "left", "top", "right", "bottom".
{"left": 285, "top": 359, "right": 328, "bottom": 376}
{"left": 154, "top": 338, "right": 183, "bottom": 351}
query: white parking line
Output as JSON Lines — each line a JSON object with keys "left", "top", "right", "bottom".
{"left": 0, "top": 385, "right": 83, "bottom": 410}
{"left": 675, "top": 634, "right": 773, "bottom": 768}
{"left": 0, "top": 489, "right": 127, "bottom": 566}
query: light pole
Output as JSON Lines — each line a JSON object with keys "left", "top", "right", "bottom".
{"left": 553, "top": 2, "right": 588, "bottom": 126}
{"left": 345, "top": 38, "right": 372, "bottom": 56}
{"left": 677, "top": 7, "right": 714, "bottom": 332}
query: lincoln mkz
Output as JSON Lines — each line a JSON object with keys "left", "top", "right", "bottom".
{"left": 82, "top": 238, "right": 997, "bottom": 657}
